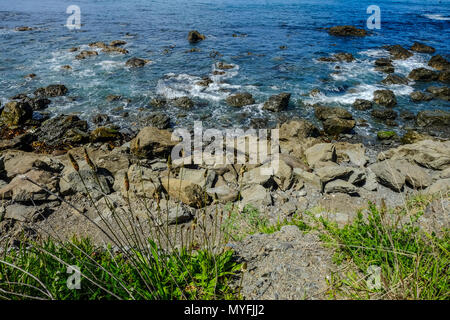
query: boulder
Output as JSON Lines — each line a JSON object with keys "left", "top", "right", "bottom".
{"left": 386, "top": 45, "right": 413, "bottom": 60}
{"left": 352, "top": 99, "right": 373, "bottom": 110}
{"left": 187, "top": 30, "right": 206, "bottom": 43}
{"left": 75, "top": 51, "right": 98, "bottom": 60}
{"left": 401, "top": 130, "right": 433, "bottom": 144}
{"left": 428, "top": 55, "right": 450, "bottom": 71}
{"left": 146, "top": 199, "right": 193, "bottom": 225}
{"left": 241, "top": 166, "right": 274, "bottom": 188}
{"left": 110, "top": 40, "right": 127, "bottom": 47}
{"left": 263, "top": 92, "right": 291, "bottom": 112}
{"left": 120, "top": 164, "right": 161, "bottom": 198}
{"left": 410, "top": 42, "right": 435, "bottom": 54}
{"left": 140, "top": 112, "right": 171, "bottom": 129}
{"left": 171, "top": 96, "right": 194, "bottom": 109}
{"left": 416, "top": 110, "right": 450, "bottom": 127}
{"left": 314, "top": 105, "right": 355, "bottom": 135}
{"left": 426, "top": 179, "right": 450, "bottom": 195}
{"left": 408, "top": 68, "right": 439, "bottom": 81}
{"left": 324, "top": 179, "right": 358, "bottom": 195}
{"left": 377, "top": 140, "right": 450, "bottom": 171}
{"left": 34, "top": 84, "right": 68, "bottom": 97}
{"left": 410, "top": 91, "right": 433, "bottom": 102}
{"left": 315, "top": 165, "right": 354, "bottom": 184}
{"left": 1, "top": 101, "right": 33, "bottom": 126}
{"left": 90, "top": 127, "right": 121, "bottom": 142}
{"left": 314, "top": 105, "right": 353, "bottom": 121}
{"left": 369, "top": 160, "right": 405, "bottom": 192}
{"left": 333, "top": 52, "right": 355, "bottom": 62}
{"left": 305, "top": 143, "right": 336, "bottom": 168}
{"left": 239, "top": 184, "right": 272, "bottom": 210}
{"left": 328, "top": 26, "right": 367, "bottom": 37}
{"left": 371, "top": 108, "right": 397, "bottom": 121}
{"left": 125, "top": 57, "right": 150, "bottom": 68}
{"left": 226, "top": 92, "right": 255, "bottom": 107}
{"left": 377, "top": 130, "right": 397, "bottom": 140}
{"left": 373, "top": 89, "right": 397, "bottom": 107}
{"left": 438, "top": 70, "right": 450, "bottom": 84}
{"left": 394, "top": 160, "right": 432, "bottom": 189}
{"left": 161, "top": 177, "right": 208, "bottom": 208}
{"left": 179, "top": 168, "right": 216, "bottom": 189}
{"left": 381, "top": 74, "right": 409, "bottom": 85}
{"left": 374, "top": 58, "right": 395, "bottom": 73}
{"left": 206, "top": 185, "right": 239, "bottom": 203}
{"left": 334, "top": 142, "right": 368, "bottom": 167}
{"left": 34, "top": 115, "right": 89, "bottom": 146}
{"left": 427, "top": 86, "right": 450, "bottom": 101}
{"left": 279, "top": 119, "right": 319, "bottom": 140}
{"left": 130, "top": 126, "right": 178, "bottom": 159}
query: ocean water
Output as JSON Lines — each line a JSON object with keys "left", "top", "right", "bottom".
{"left": 0, "top": 0, "right": 449, "bottom": 138}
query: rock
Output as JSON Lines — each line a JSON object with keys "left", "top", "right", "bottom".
{"left": 1, "top": 150, "right": 63, "bottom": 179}
{"left": 0, "top": 132, "right": 34, "bottom": 151}
{"left": 333, "top": 52, "right": 355, "bottom": 62}
{"left": 15, "top": 26, "right": 33, "bottom": 31}
{"left": 426, "top": 179, "right": 450, "bottom": 195}
{"left": 279, "top": 119, "right": 319, "bottom": 140}
{"left": 328, "top": 25, "right": 367, "bottom": 37}
{"left": 316, "top": 165, "right": 354, "bottom": 184}
{"left": 305, "top": 143, "right": 336, "bottom": 168}
{"left": 110, "top": 40, "right": 127, "bottom": 47}
{"left": 381, "top": 74, "right": 409, "bottom": 85}
{"left": 408, "top": 68, "right": 439, "bottom": 81}
{"left": 92, "top": 114, "right": 110, "bottom": 125}
{"left": 352, "top": 99, "right": 373, "bottom": 110}
{"left": 401, "top": 130, "right": 433, "bottom": 144}
{"left": 140, "top": 112, "right": 171, "bottom": 129}
{"left": 0, "top": 170, "right": 58, "bottom": 202}
{"left": 59, "top": 164, "right": 114, "bottom": 201}
{"left": 263, "top": 92, "right": 291, "bottom": 112}
{"left": 25, "top": 97, "right": 51, "bottom": 110}
{"left": 386, "top": 45, "right": 413, "bottom": 60}
{"left": 426, "top": 86, "right": 450, "bottom": 101}
{"left": 102, "top": 46, "right": 128, "bottom": 54}
{"left": 161, "top": 177, "right": 208, "bottom": 208}
{"left": 410, "top": 91, "right": 434, "bottom": 102}
{"left": 34, "top": 84, "right": 68, "bottom": 97}
{"left": 34, "top": 115, "right": 89, "bottom": 146}
{"left": 334, "top": 142, "right": 368, "bottom": 167}
{"left": 416, "top": 110, "right": 450, "bottom": 127}
{"left": 206, "top": 185, "right": 239, "bottom": 203}
{"left": 411, "top": 42, "right": 435, "bottom": 54}
{"left": 1, "top": 101, "right": 33, "bottom": 125}
{"left": 149, "top": 97, "right": 167, "bottom": 107}
{"left": 187, "top": 30, "right": 206, "bottom": 43}
{"left": 293, "top": 168, "right": 321, "bottom": 188}
{"left": 324, "top": 179, "right": 358, "bottom": 195}
{"left": 179, "top": 168, "right": 216, "bottom": 189}
{"left": 196, "top": 77, "right": 213, "bottom": 87}
{"left": 314, "top": 105, "right": 355, "bottom": 135}
{"left": 226, "top": 92, "right": 255, "bottom": 107}
{"left": 273, "top": 159, "right": 294, "bottom": 191}
{"left": 148, "top": 199, "right": 193, "bottom": 225}
{"left": 375, "top": 58, "right": 395, "bottom": 73}
{"left": 4, "top": 204, "right": 53, "bottom": 222}
{"left": 90, "top": 127, "right": 121, "bottom": 142}
{"left": 125, "top": 57, "right": 150, "bottom": 68}
{"left": 171, "top": 96, "right": 194, "bottom": 109}
{"left": 438, "top": 70, "right": 450, "bottom": 84}
{"left": 348, "top": 168, "right": 366, "bottom": 185}
{"left": 428, "top": 55, "right": 450, "bottom": 71}
{"left": 216, "top": 62, "right": 234, "bottom": 70}
{"left": 75, "top": 51, "right": 98, "bottom": 60}
{"left": 377, "top": 130, "right": 397, "bottom": 140}
{"left": 373, "top": 89, "right": 397, "bottom": 107}
{"left": 394, "top": 160, "right": 432, "bottom": 189}
{"left": 89, "top": 41, "right": 108, "bottom": 49}
{"left": 241, "top": 166, "right": 274, "bottom": 188}
{"left": 130, "top": 126, "right": 178, "bottom": 159}
{"left": 121, "top": 164, "right": 161, "bottom": 198}
{"left": 377, "top": 140, "right": 450, "bottom": 171}
{"left": 369, "top": 160, "right": 405, "bottom": 192}
{"left": 106, "top": 94, "right": 122, "bottom": 102}
{"left": 363, "top": 167, "right": 378, "bottom": 191}
{"left": 371, "top": 108, "right": 397, "bottom": 121}
{"left": 239, "top": 184, "right": 272, "bottom": 210}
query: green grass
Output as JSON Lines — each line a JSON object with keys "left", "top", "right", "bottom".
{"left": 0, "top": 237, "right": 241, "bottom": 300}
{"left": 318, "top": 202, "right": 449, "bottom": 300}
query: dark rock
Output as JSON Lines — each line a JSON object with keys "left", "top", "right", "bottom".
{"left": 15, "top": 26, "right": 33, "bottom": 31}
{"left": 250, "top": 118, "right": 268, "bottom": 129}
{"left": 109, "top": 40, "right": 127, "bottom": 47}
{"left": 373, "top": 89, "right": 397, "bottom": 107}
{"left": 400, "top": 110, "right": 415, "bottom": 120}
{"left": 314, "top": 104, "right": 353, "bottom": 120}
{"left": 333, "top": 52, "right": 355, "bottom": 62}
{"left": 1, "top": 101, "right": 33, "bottom": 126}
{"left": 410, "top": 42, "right": 435, "bottom": 54}
{"left": 196, "top": 77, "right": 213, "bottom": 87}
{"left": 216, "top": 62, "right": 234, "bottom": 70}
{"left": 171, "top": 96, "right": 194, "bottom": 109}
{"left": 187, "top": 30, "right": 206, "bottom": 43}
{"left": 125, "top": 57, "right": 150, "bottom": 68}
{"left": 75, "top": 51, "right": 98, "bottom": 60}
{"left": 149, "top": 97, "right": 167, "bottom": 107}
{"left": 263, "top": 92, "right": 291, "bottom": 112}
{"left": 426, "top": 86, "right": 450, "bottom": 101}
{"left": 410, "top": 91, "right": 434, "bottom": 102}
{"left": 34, "top": 84, "right": 68, "bottom": 98}
{"left": 141, "top": 112, "right": 171, "bottom": 129}
{"left": 91, "top": 114, "right": 110, "bottom": 125}
{"left": 34, "top": 115, "right": 89, "bottom": 146}
{"left": 328, "top": 26, "right": 367, "bottom": 37}
{"left": 90, "top": 127, "right": 121, "bottom": 142}
{"left": 371, "top": 108, "right": 397, "bottom": 120}
{"left": 352, "top": 99, "right": 373, "bottom": 110}
{"left": 374, "top": 58, "right": 395, "bottom": 73}
{"left": 416, "top": 110, "right": 450, "bottom": 127}
{"left": 385, "top": 45, "right": 413, "bottom": 60}
{"left": 314, "top": 105, "right": 355, "bottom": 135}
{"left": 106, "top": 94, "right": 122, "bottom": 102}
{"left": 89, "top": 41, "right": 108, "bottom": 49}
{"left": 381, "top": 74, "right": 409, "bottom": 85}
{"left": 428, "top": 55, "right": 450, "bottom": 71}
{"left": 439, "top": 70, "right": 450, "bottom": 83}
{"left": 408, "top": 68, "right": 439, "bottom": 81}
{"left": 226, "top": 92, "right": 255, "bottom": 107}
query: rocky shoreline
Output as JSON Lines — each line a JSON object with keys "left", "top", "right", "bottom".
{"left": 1, "top": 27, "right": 449, "bottom": 299}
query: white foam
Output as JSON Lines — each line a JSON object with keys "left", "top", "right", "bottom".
{"left": 424, "top": 14, "right": 450, "bottom": 21}
{"left": 359, "top": 49, "right": 388, "bottom": 58}
{"left": 392, "top": 54, "right": 431, "bottom": 75}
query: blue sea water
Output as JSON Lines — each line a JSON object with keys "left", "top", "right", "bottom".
{"left": 0, "top": 0, "right": 449, "bottom": 138}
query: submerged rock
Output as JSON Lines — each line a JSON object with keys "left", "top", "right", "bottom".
{"left": 374, "top": 58, "right": 395, "bottom": 73}
{"left": 381, "top": 74, "right": 409, "bottom": 85}
{"left": 410, "top": 91, "right": 434, "bottom": 102}
{"left": 426, "top": 86, "right": 450, "bottom": 101}
{"left": 263, "top": 92, "right": 291, "bottom": 112}
{"left": 352, "top": 99, "right": 373, "bottom": 110}
{"left": 428, "top": 55, "right": 450, "bottom": 71}
{"left": 125, "top": 57, "right": 150, "bottom": 67}
{"left": 171, "top": 96, "right": 194, "bottom": 109}
{"left": 75, "top": 51, "right": 98, "bottom": 60}
{"left": 328, "top": 25, "right": 367, "bottom": 37}
{"left": 385, "top": 45, "right": 413, "bottom": 60}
